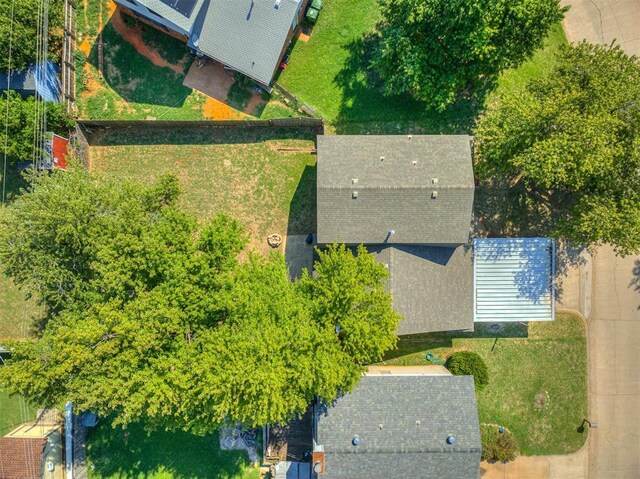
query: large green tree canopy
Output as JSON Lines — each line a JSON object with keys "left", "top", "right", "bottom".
{"left": 0, "top": 0, "right": 64, "bottom": 72}
{"left": 0, "top": 168, "right": 400, "bottom": 431}
{"left": 474, "top": 43, "right": 640, "bottom": 255}
{"left": 0, "top": 91, "right": 75, "bottom": 165}
{"left": 372, "top": 0, "right": 565, "bottom": 110}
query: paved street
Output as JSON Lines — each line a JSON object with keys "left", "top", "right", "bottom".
{"left": 561, "top": 0, "right": 640, "bottom": 56}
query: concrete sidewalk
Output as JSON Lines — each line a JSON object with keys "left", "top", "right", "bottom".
{"left": 561, "top": 0, "right": 640, "bottom": 56}
{"left": 480, "top": 449, "right": 587, "bottom": 479}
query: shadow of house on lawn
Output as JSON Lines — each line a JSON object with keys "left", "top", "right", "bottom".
{"left": 332, "top": 34, "right": 489, "bottom": 135}
{"left": 384, "top": 321, "right": 530, "bottom": 362}
{"left": 86, "top": 9, "right": 194, "bottom": 110}
{"left": 87, "top": 421, "right": 253, "bottom": 479}
{"left": 284, "top": 163, "right": 317, "bottom": 280}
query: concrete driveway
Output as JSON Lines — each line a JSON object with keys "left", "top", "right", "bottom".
{"left": 587, "top": 247, "right": 640, "bottom": 478}
{"left": 561, "top": 0, "right": 640, "bottom": 56}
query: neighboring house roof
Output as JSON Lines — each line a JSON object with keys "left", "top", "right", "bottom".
{"left": 192, "top": 0, "right": 300, "bottom": 86}
{"left": 0, "top": 437, "right": 47, "bottom": 479}
{"left": 370, "top": 244, "right": 474, "bottom": 335}
{"left": 0, "top": 61, "right": 61, "bottom": 103}
{"left": 474, "top": 238, "right": 555, "bottom": 322}
{"left": 133, "top": 0, "right": 205, "bottom": 33}
{"left": 314, "top": 375, "right": 481, "bottom": 479}
{"left": 316, "top": 135, "right": 475, "bottom": 245}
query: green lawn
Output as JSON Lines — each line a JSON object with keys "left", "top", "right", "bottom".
{"left": 0, "top": 380, "right": 36, "bottom": 436}
{"left": 381, "top": 312, "right": 588, "bottom": 456}
{"left": 0, "top": 273, "right": 43, "bottom": 340}
{"left": 278, "top": 0, "right": 567, "bottom": 133}
{"left": 88, "top": 128, "right": 317, "bottom": 253}
{"left": 87, "top": 421, "right": 259, "bottom": 479}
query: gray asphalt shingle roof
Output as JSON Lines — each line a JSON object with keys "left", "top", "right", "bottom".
{"left": 369, "top": 245, "right": 474, "bottom": 335}
{"left": 194, "top": 0, "right": 300, "bottom": 86}
{"left": 315, "top": 375, "right": 481, "bottom": 479}
{"left": 317, "top": 135, "right": 475, "bottom": 245}
{"left": 135, "top": 0, "right": 205, "bottom": 32}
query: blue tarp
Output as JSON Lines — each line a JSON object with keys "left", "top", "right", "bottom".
{"left": 0, "top": 60, "right": 61, "bottom": 103}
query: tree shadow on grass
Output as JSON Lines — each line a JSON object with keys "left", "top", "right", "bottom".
{"left": 332, "top": 34, "right": 490, "bottom": 134}
{"left": 87, "top": 421, "right": 254, "bottom": 479}
{"left": 86, "top": 11, "right": 193, "bottom": 109}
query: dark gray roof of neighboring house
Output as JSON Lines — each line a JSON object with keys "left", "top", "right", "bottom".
{"left": 134, "top": 0, "right": 205, "bottom": 32}
{"left": 317, "top": 135, "right": 475, "bottom": 245}
{"left": 193, "top": 0, "right": 300, "bottom": 86}
{"left": 315, "top": 375, "right": 482, "bottom": 479}
{"left": 369, "top": 245, "right": 474, "bottom": 335}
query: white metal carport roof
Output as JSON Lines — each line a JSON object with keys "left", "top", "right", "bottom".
{"left": 474, "top": 238, "right": 555, "bottom": 322}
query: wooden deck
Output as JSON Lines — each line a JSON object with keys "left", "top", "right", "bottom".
{"left": 264, "top": 409, "right": 313, "bottom": 463}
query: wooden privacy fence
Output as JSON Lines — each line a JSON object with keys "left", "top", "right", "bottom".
{"left": 61, "top": 0, "right": 76, "bottom": 113}
{"left": 77, "top": 118, "right": 324, "bottom": 131}
{"left": 76, "top": 118, "right": 325, "bottom": 146}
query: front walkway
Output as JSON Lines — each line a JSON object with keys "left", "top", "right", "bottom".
{"left": 481, "top": 451, "right": 587, "bottom": 479}
{"left": 561, "top": 0, "right": 640, "bottom": 56}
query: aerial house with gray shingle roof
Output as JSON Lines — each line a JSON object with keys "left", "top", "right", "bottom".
{"left": 316, "top": 135, "right": 476, "bottom": 335}
{"left": 311, "top": 372, "right": 482, "bottom": 479}
{"left": 114, "top": 0, "right": 308, "bottom": 87}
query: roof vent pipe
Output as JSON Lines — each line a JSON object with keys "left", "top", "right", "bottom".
{"left": 352, "top": 436, "right": 361, "bottom": 446}
{"left": 446, "top": 435, "right": 457, "bottom": 445}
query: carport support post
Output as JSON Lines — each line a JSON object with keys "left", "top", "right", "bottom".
{"left": 65, "top": 402, "right": 73, "bottom": 479}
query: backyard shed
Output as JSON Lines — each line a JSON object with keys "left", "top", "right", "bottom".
{"left": 474, "top": 238, "right": 555, "bottom": 322}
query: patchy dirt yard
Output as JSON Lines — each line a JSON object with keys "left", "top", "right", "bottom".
{"left": 87, "top": 128, "right": 317, "bottom": 254}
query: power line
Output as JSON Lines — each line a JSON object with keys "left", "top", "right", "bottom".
{"left": 1, "top": 0, "right": 16, "bottom": 205}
